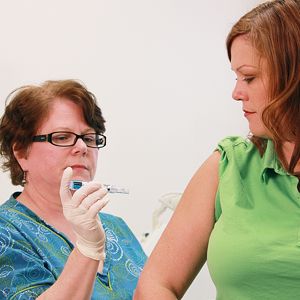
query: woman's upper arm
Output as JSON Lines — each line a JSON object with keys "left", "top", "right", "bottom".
{"left": 135, "top": 151, "right": 220, "bottom": 299}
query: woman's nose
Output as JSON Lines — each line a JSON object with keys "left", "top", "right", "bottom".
{"left": 72, "top": 137, "right": 88, "bottom": 154}
{"left": 232, "top": 81, "right": 246, "bottom": 101}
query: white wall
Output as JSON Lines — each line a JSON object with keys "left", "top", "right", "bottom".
{"left": 0, "top": 1, "right": 261, "bottom": 299}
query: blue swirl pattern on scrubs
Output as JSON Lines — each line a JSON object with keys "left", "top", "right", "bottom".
{"left": 0, "top": 193, "right": 147, "bottom": 300}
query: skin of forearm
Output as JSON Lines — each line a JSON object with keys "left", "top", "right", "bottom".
{"left": 134, "top": 284, "right": 178, "bottom": 300}
{"left": 37, "top": 248, "right": 101, "bottom": 300}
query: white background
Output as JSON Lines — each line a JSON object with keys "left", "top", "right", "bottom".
{"left": 0, "top": 1, "right": 261, "bottom": 299}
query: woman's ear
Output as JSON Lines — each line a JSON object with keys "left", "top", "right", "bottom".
{"left": 13, "top": 144, "right": 29, "bottom": 171}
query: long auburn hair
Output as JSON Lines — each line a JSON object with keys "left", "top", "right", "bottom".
{"left": 227, "top": 0, "right": 300, "bottom": 174}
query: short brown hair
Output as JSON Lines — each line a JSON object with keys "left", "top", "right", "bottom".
{"left": 226, "top": 0, "right": 300, "bottom": 173}
{"left": 0, "top": 79, "right": 106, "bottom": 185}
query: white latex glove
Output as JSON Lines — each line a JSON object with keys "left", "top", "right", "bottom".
{"left": 60, "top": 167, "right": 109, "bottom": 261}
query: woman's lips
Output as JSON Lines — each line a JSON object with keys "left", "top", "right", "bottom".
{"left": 243, "top": 110, "right": 255, "bottom": 117}
{"left": 71, "top": 165, "right": 88, "bottom": 171}
{"left": 70, "top": 165, "right": 89, "bottom": 179}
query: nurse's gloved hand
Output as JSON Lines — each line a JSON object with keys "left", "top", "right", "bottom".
{"left": 60, "top": 167, "right": 109, "bottom": 261}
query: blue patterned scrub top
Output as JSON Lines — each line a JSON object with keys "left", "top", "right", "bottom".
{"left": 0, "top": 193, "right": 147, "bottom": 299}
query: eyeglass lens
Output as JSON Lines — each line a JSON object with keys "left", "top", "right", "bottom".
{"left": 51, "top": 132, "right": 104, "bottom": 147}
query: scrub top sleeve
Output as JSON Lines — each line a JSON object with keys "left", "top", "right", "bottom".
{"left": 0, "top": 218, "right": 55, "bottom": 299}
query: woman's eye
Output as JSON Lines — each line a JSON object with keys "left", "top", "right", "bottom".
{"left": 242, "top": 76, "right": 255, "bottom": 83}
{"left": 58, "top": 135, "right": 68, "bottom": 140}
{"left": 84, "top": 137, "right": 94, "bottom": 142}
{"left": 83, "top": 134, "right": 96, "bottom": 143}
{"left": 53, "top": 134, "right": 71, "bottom": 141}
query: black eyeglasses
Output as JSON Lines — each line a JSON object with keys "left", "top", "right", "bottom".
{"left": 32, "top": 131, "right": 106, "bottom": 148}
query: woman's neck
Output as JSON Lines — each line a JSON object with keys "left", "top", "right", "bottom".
{"left": 17, "top": 185, "right": 63, "bottom": 221}
{"left": 282, "top": 141, "right": 300, "bottom": 173}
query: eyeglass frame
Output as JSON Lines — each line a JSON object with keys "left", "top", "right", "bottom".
{"left": 32, "top": 131, "right": 106, "bottom": 149}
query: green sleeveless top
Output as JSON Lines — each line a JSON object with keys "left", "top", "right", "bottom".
{"left": 207, "top": 136, "right": 300, "bottom": 300}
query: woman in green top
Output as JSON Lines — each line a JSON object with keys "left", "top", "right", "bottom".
{"left": 135, "top": 1, "right": 300, "bottom": 299}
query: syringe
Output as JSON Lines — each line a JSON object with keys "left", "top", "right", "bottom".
{"left": 69, "top": 180, "right": 129, "bottom": 194}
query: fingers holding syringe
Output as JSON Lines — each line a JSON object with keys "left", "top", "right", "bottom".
{"left": 87, "top": 196, "right": 110, "bottom": 218}
{"left": 72, "top": 183, "right": 107, "bottom": 208}
{"left": 60, "top": 167, "right": 73, "bottom": 201}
